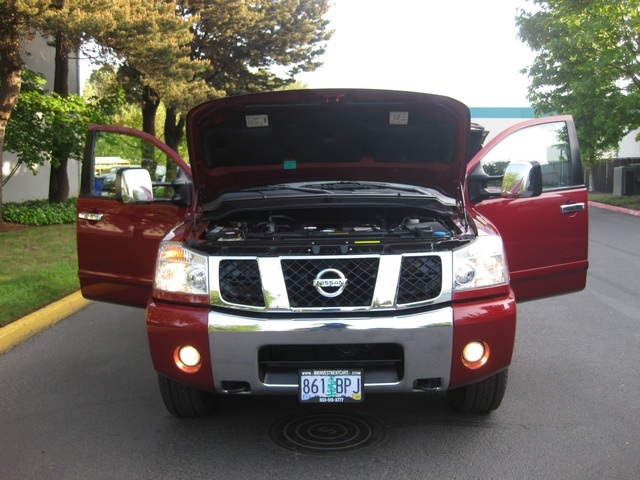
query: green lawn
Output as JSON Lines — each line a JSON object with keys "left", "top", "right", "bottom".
{"left": 589, "top": 193, "right": 640, "bottom": 210}
{"left": 0, "top": 224, "right": 79, "bottom": 327}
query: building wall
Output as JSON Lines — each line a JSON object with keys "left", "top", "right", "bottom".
{"left": 615, "top": 129, "right": 640, "bottom": 159}
{"left": 2, "top": 34, "right": 81, "bottom": 203}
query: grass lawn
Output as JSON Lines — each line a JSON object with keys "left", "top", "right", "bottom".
{"left": 589, "top": 193, "right": 640, "bottom": 210}
{"left": 0, "top": 224, "right": 79, "bottom": 327}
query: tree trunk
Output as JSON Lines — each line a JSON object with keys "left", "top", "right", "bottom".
{"left": 164, "top": 106, "right": 185, "bottom": 153}
{"left": 49, "top": 33, "right": 71, "bottom": 203}
{"left": 142, "top": 85, "right": 160, "bottom": 137}
{"left": 164, "top": 107, "right": 186, "bottom": 182}
{"left": 0, "top": 29, "right": 25, "bottom": 223}
{"left": 141, "top": 85, "right": 161, "bottom": 177}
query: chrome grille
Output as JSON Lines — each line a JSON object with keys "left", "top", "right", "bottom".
{"left": 282, "top": 258, "right": 379, "bottom": 308}
{"left": 213, "top": 253, "right": 448, "bottom": 311}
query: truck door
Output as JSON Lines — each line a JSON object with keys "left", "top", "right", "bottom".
{"left": 466, "top": 116, "right": 588, "bottom": 301}
{"left": 77, "top": 126, "right": 193, "bottom": 307}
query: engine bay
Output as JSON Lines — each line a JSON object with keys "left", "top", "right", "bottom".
{"left": 202, "top": 207, "right": 459, "bottom": 244}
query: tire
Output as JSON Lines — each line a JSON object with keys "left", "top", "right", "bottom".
{"left": 447, "top": 368, "right": 508, "bottom": 413}
{"left": 157, "top": 374, "right": 216, "bottom": 417}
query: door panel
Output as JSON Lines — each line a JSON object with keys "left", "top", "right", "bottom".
{"left": 77, "top": 126, "right": 192, "bottom": 307}
{"left": 466, "top": 116, "right": 588, "bottom": 301}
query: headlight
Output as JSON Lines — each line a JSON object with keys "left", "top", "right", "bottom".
{"left": 154, "top": 242, "right": 209, "bottom": 295}
{"left": 453, "top": 235, "right": 508, "bottom": 290}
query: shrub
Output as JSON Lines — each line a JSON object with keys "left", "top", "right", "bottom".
{"left": 2, "top": 198, "right": 77, "bottom": 226}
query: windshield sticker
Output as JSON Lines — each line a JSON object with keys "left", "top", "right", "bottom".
{"left": 246, "top": 114, "right": 269, "bottom": 128}
{"left": 389, "top": 111, "right": 409, "bottom": 125}
{"left": 284, "top": 160, "right": 297, "bottom": 170}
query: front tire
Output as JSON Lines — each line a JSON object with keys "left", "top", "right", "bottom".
{"left": 447, "top": 368, "right": 508, "bottom": 413}
{"left": 158, "top": 374, "right": 216, "bottom": 417}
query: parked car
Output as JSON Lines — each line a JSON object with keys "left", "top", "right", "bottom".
{"left": 100, "top": 167, "right": 119, "bottom": 194}
{"left": 77, "top": 89, "right": 588, "bottom": 417}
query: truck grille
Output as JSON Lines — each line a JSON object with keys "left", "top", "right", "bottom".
{"left": 215, "top": 254, "right": 445, "bottom": 311}
{"left": 397, "top": 256, "right": 442, "bottom": 304}
{"left": 219, "top": 260, "right": 265, "bottom": 307}
{"left": 282, "top": 258, "right": 379, "bottom": 308}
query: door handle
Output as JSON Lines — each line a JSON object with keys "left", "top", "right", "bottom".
{"left": 560, "top": 203, "right": 586, "bottom": 214}
{"left": 78, "top": 212, "right": 104, "bottom": 222}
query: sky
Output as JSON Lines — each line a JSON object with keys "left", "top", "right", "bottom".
{"left": 296, "top": 0, "right": 536, "bottom": 107}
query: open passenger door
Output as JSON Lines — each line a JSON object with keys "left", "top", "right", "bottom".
{"left": 466, "top": 116, "right": 588, "bottom": 301}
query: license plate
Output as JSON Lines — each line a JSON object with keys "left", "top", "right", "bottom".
{"left": 299, "top": 369, "right": 363, "bottom": 403}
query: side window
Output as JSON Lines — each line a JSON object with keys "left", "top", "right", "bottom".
{"left": 480, "top": 121, "right": 575, "bottom": 191}
{"left": 92, "top": 131, "right": 179, "bottom": 200}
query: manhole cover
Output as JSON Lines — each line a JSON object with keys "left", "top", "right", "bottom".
{"left": 269, "top": 411, "right": 385, "bottom": 455}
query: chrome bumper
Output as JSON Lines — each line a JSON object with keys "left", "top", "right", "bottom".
{"left": 208, "top": 306, "right": 453, "bottom": 395}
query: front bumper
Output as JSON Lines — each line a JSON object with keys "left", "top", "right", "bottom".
{"left": 147, "top": 291, "right": 516, "bottom": 395}
{"left": 208, "top": 307, "right": 454, "bottom": 395}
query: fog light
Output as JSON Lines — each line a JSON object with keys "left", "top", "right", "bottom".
{"left": 462, "top": 341, "right": 489, "bottom": 369}
{"left": 174, "top": 345, "right": 201, "bottom": 373}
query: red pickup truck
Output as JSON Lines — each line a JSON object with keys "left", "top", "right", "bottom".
{"left": 77, "top": 89, "right": 588, "bottom": 416}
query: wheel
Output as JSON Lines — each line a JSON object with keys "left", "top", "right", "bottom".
{"left": 157, "top": 374, "right": 216, "bottom": 417}
{"left": 447, "top": 368, "right": 508, "bottom": 413}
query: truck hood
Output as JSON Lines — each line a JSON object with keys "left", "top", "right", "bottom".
{"left": 186, "top": 89, "right": 471, "bottom": 205}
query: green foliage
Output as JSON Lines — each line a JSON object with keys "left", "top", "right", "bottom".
{"left": 2, "top": 198, "right": 77, "bottom": 226}
{"left": 189, "top": 0, "right": 332, "bottom": 96}
{"left": 517, "top": 0, "right": 640, "bottom": 164}
{"left": 84, "top": 64, "right": 164, "bottom": 131}
{"left": 84, "top": 65, "right": 132, "bottom": 123}
{"left": 5, "top": 69, "right": 104, "bottom": 179}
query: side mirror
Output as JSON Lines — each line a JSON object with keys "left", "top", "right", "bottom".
{"left": 170, "top": 168, "right": 193, "bottom": 207}
{"left": 116, "top": 168, "right": 154, "bottom": 204}
{"left": 501, "top": 161, "right": 542, "bottom": 199}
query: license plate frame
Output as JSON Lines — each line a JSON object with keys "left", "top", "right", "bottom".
{"left": 298, "top": 369, "right": 364, "bottom": 403}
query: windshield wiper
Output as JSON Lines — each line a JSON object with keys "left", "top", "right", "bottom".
{"left": 243, "top": 184, "right": 333, "bottom": 195}
{"left": 303, "top": 181, "right": 435, "bottom": 196}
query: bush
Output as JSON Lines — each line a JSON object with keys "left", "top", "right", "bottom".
{"left": 2, "top": 198, "right": 77, "bottom": 226}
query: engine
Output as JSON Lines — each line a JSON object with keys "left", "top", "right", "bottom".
{"left": 203, "top": 207, "right": 455, "bottom": 244}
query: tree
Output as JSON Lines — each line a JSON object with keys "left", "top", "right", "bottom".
{"left": 5, "top": 69, "right": 103, "bottom": 187}
{"left": 517, "top": 0, "right": 640, "bottom": 164}
{"left": 84, "top": 64, "right": 141, "bottom": 128}
{"left": 191, "top": 0, "right": 332, "bottom": 94}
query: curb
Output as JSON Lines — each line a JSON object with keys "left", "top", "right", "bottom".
{"left": 0, "top": 291, "right": 92, "bottom": 355}
{"left": 589, "top": 201, "right": 640, "bottom": 218}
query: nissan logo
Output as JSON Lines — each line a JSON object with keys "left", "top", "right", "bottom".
{"left": 313, "top": 268, "right": 348, "bottom": 298}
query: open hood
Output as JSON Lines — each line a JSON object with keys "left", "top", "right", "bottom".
{"left": 186, "top": 89, "right": 471, "bottom": 205}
